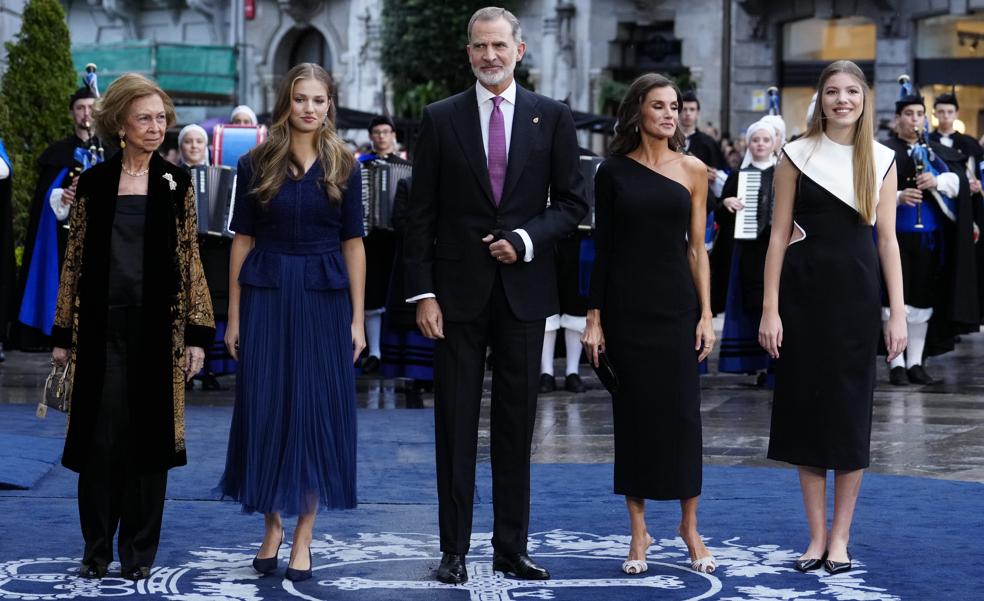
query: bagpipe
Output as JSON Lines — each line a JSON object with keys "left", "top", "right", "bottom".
{"left": 896, "top": 75, "right": 955, "bottom": 232}
{"left": 62, "top": 121, "right": 105, "bottom": 230}
{"left": 18, "top": 71, "right": 105, "bottom": 335}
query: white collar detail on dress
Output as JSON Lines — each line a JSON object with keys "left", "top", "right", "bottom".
{"left": 782, "top": 133, "right": 895, "bottom": 223}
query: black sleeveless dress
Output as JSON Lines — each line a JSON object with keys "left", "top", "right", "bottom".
{"left": 768, "top": 135, "right": 896, "bottom": 470}
{"left": 589, "top": 155, "right": 702, "bottom": 500}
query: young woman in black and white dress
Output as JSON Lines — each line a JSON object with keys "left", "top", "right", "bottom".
{"left": 759, "top": 60, "right": 907, "bottom": 575}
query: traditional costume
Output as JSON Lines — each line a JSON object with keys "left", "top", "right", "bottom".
{"left": 718, "top": 119, "right": 780, "bottom": 380}
{"left": 178, "top": 124, "right": 235, "bottom": 387}
{"left": 0, "top": 140, "right": 14, "bottom": 359}
{"left": 358, "top": 115, "right": 410, "bottom": 374}
{"left": 15, "top": 84, "right": 103, "bottom": 350}
{"left": 882, "top": 78, "right": 977, "bottom": 385}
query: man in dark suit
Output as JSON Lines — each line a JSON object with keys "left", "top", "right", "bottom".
{"left": 403, "top": 6, "right": 587, "bottom": 585}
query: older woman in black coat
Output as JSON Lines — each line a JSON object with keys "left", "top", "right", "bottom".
{"left": 51, "top": 73, "right": 214, "bottom": 581}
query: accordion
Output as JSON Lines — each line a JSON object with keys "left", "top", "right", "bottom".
{"left": 360, "top": 160, "right": 412, "bottom": 231}
{"left": 578, "top": 156, "right": 604, "bottom": 231}
{"left": 189, "top": 165, "right": 237, "bottom": 238}
{"left": 212, "top": 124, "right": 267, "bottom": 168}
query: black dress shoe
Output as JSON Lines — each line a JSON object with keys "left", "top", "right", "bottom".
{"left": 564, "top": 373, "right": 585, "bottom": 393}
{"left": 794, "top": 552, "right": 826, "bottom": 572}
{"left": 538, "top": 373, "right": 556, "bottom": 393}
{"left": 122, "top": 566, "right": 150, "bottom": 581}
{"left": 889, "top": 366, "right": 909, "bottom": 386}
{"left": 823, "top": 551, "right": 852, "bottom": 575}
{"left": 907, "top": 365, "right": 941, "bottom": 385}
{"left": 79, "top": 563, "right": 107, "bottom": 579}
{"left": 285, "top": 548, "right": 313, "bottom": 582}
{"left": 492, "top": 552, "right": 550, "bottom": 580}
{"left": 435, "top": 552, "right": 467, "bottom": 584}
{"left": 253, "top": 528, "right": 285, "bottom": 575}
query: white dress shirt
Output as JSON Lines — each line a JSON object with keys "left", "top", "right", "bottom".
{"left": 476, "top": 79, "right": 515, "bottom": 159}
{"left": 405, "top": 79, "right": 534, "bottom": 305}
{"left": 475, "top": 80, "right": 533, "bottom": 264}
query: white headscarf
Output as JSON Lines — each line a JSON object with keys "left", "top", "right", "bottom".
{"left": 760, "top": 114, "right": 787, "bottom": 153}
{"left": 178, "top": 124, "right": 210, "bottom": 166}
{"left": 230, "top": 105, "right": 258, "bottom": 126}
{"left": 740, "top": 120, "right": 777, "bottom": 169}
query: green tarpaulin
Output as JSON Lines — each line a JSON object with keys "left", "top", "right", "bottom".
{"left": 72, "top": 42, "right": 236, "bottom": 102}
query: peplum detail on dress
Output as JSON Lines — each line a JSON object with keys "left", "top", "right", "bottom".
{"left": 238, "top": 240, "right": 351, "bottom": 290}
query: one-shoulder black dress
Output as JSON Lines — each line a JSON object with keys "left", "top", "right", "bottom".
{"left": 589, "top": 155, "right": 702, "bottom": 500}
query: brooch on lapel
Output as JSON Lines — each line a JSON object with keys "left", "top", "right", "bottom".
{"left": 532, "top": 116, "right": 540, "bottom": 124}
{"left": 162, "top": 172, "right": 177, "bottom": 191}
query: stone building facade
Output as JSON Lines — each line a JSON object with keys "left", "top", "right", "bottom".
{"left": 4, "top": 1, "right": 981, "bottom": 141}
{"left": 1, "top": 0, "right": 728, "bottom": 136}
{"left": 730, "top": 0, "right": 984, "bottom": 138}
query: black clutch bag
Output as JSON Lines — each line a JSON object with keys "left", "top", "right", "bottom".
{"left": 592, "top": 351, "right": 619, "bottom": 394}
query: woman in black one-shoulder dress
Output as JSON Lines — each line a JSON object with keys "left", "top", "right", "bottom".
{"left": 759, "top": 60, "right": 906, "bottom": 575}
{"left": 582, "top": 73, "right": 717, "bottom": 576}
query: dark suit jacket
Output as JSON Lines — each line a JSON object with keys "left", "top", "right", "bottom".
{"left": 404, "top": 84, "right": 588, "bottom": 322}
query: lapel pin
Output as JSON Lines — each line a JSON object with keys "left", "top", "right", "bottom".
{"left": 532, "top": 116, "right": 540, "bottom": 124}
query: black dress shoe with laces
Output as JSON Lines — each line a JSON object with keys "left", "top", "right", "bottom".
{"left": 122, "top": 566, "right": 150, "bottom": 581}
{"left": 907, "top": 365, "right": 940, "bottom": 385}
{"left": 436, "top": 553, "right": 467, "bottom": 584}
{"left": 538, "top": 373, "right": 556, "bottom": 394}
{"left": 79, "top": 563, "right": 107, "bottom": 579}
{"left": 889, "top": 366, "right": 908, "bottom": 386}
{"left": 492, "top": 552, "right": 550, "bottom": 580}
{"left": 564, "top": 373, "right": 585, "bottom": 393}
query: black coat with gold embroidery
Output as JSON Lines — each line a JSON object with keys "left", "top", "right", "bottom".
{"left": 51, "top": 152, "right": 215, "bottom": 473}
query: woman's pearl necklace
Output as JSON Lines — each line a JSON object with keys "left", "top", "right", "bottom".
{"left": 122, "top": 164, "right": 149, "bottom": 177}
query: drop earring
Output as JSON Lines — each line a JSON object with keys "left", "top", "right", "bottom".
{"left": 119, "top": 133, "right": 126, "bottom": 149}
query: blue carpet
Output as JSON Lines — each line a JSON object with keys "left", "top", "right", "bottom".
{"left": 0, "top": 405, "right": 981, "bottom": 600}
{"left": 0, "top": 405, "right": 67, "bottom": 489}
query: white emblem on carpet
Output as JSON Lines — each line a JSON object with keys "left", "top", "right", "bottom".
{"left": 0, "top": 531, "right": 901, "bottom": 600}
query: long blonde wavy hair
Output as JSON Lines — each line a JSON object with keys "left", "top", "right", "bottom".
{"left": 802, "top": 60, "right": 877, "bottom": 223}
{"left": 250, "top": 63, "right": 354, "bottom": 207}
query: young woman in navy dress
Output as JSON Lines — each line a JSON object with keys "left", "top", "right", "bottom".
{"left": 219, "top": 63, "right": 366, "bottom": 582}
{"left": 582, "top": 73, "right": 717, "bottom": 576}
{"left": 759, "top": 60, "right": 906, "bottom": 575}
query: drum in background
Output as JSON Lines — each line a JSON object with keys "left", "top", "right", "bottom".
{"left": 361, "top": 160, "right": 412, "bottom": 231}
{"left": 190, "top": 165, "right": 237, "bottom": 238}
{"left": 213, "top": 124, "right": 267, "bottom": 168}
{"left": 578, "top": 156, "right": 604, "bottom": 231}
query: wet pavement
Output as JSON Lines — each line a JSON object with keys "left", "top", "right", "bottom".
{"left": 2, "top": 327, "right": 982, "bottom": 483}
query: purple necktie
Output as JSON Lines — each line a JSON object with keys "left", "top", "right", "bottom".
{"left": 488, "top": 96, "right": 507, "bottom": 206}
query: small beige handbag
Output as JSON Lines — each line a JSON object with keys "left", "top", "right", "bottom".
{"left": 37, "top": 359, "right": 73, "bottom": 419}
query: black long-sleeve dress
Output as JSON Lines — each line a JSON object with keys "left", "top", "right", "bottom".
{"left": 589, "top": 155, "right": 702, "bottom": 500}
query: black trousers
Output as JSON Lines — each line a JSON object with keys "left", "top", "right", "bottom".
{"left": 78, "top": 307, "right": 167, "bottom": 570}
{"left": 434, "top": 272, "right": 544, "bottom": 554}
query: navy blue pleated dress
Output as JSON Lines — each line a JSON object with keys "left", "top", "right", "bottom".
{"left": 218, "top": 156, "right": 363, "bottom": 515}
